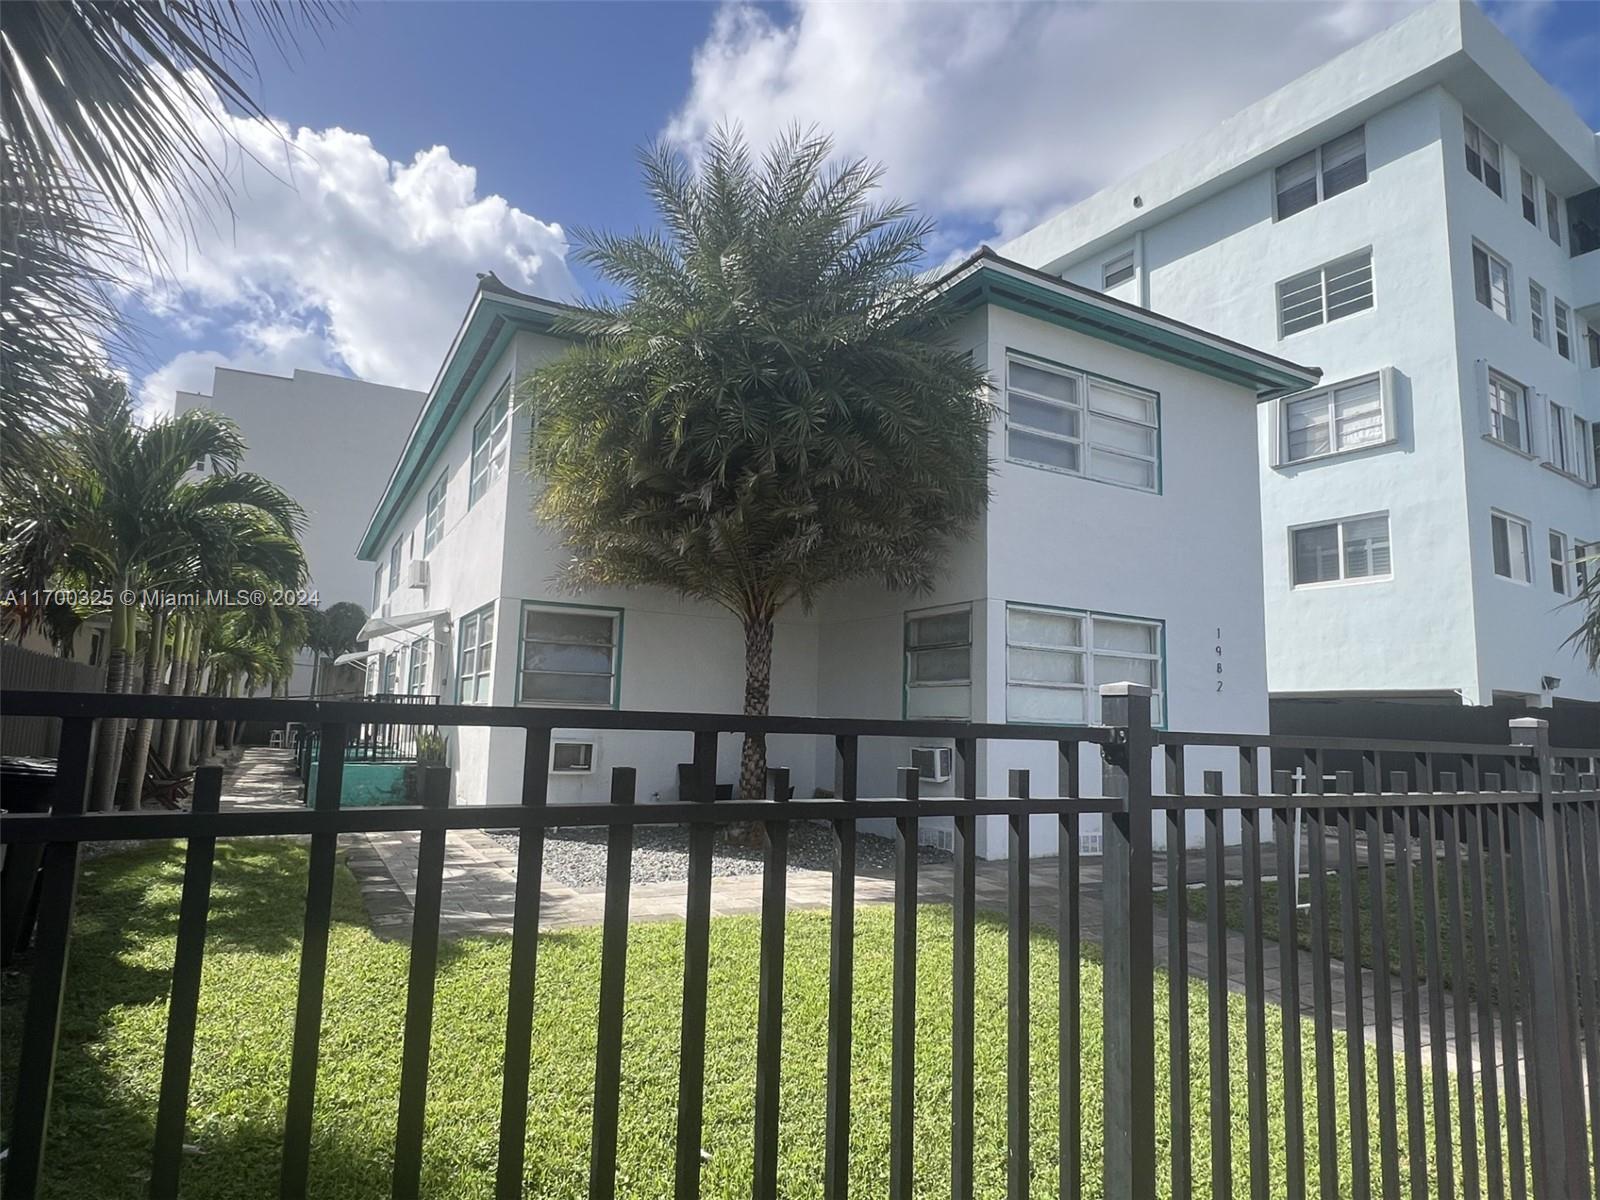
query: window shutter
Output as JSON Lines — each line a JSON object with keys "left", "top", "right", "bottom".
{"left": 1378, "top": 367, "right": 1399, "bottom": 446}
{"left": 1474, "top": 359, "right": 1491, "bottom": 438}
{"left": 1529, "top": 390, "right": 1548, "bottom": 461}
{"left": 1266, "top": 399, "right": 1283, "bottom": 467}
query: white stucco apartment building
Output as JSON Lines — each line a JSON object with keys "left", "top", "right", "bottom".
{"left": 1002, "top": 0, "right": 1600, "bottom": 712}
{"left": 355, "top": 262, "right": 1317, "bottom": 856}
{"left": 175, "top": 368, "right": 426, "bottom": 695}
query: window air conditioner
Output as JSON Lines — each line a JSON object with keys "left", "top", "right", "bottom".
{"left": 402, "top": 560, "right": 430, "bottom": 589}
{"left": 911, "top": 745, "right": 953, "bottom": 784}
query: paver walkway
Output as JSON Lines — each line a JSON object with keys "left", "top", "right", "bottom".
{"left": 219, "top": 749, "right": 1523, "bottom": 1082}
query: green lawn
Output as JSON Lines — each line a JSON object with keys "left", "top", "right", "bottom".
{"left": 1, "top": 841, "right": 1516, "bottom": 1198}
{"left": 1157, "top": 857, "right": 1513, "bottom": 1003}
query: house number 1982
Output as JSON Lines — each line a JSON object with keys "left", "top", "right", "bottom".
{"left": 1215, "top": 627, "right": 1224, "bottom": 693}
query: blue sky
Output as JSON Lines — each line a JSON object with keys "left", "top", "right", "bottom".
{"left": 129, "top": 0, "right": 1600, "bottom": 413}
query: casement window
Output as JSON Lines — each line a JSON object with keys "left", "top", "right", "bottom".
{"left": 1549, "top": 401, "right": 1574, "bottom": 474}
{"left": 1575, "top": 417, "right": 1596, "bottom": 484}
{"left": 1292, "top": 514, "right": 1391, "bottom": 586}
{"left": 1274, "top": 126, "right": 1367, "bottom": 220}
{"left": 423, "top": 473, "right": 447, "bottom": 555}
{"left": 373, "top": 568, "right": 382, "bottom": 610}
{"left": 381, "top": 652, "right": 399, "bottom": 696}
{"left": 388, "top": 536, "right": 404, "bottom": 595}
{"left": 1277, "top": 250, "right": 1373, "bottom": 336}
{"left": 1005, "top": 604, "right": 1164, "bottom": 726}
{"left": 551, "top": 741, "right": 595, "bottom": 773}
{"left": 1464, "top": 117, "right": 1503, "bottom": 196}
{"left": 1521, "top": 169, "right": 1539, "bottom": 225}
{"left": 1554, "top": 300, "right": 1572, "bottom": 359}
{"left": 1472, "top": 243, "right": 1512, "bottom": 321}
{"left": 1550, "top": 530, "right": 1570, "bottom": 595}
{"left": 1102, "top": 250, "right": 1135, "bottom": 290}
{"left": 407, "top": 635, "right": 430, "bottom": 695}
{"left": 1278, "top": 373, "right": 1389, "bottom": 464}
{"left": 1588, "top": 324, "right": 1600, "bottom": 369}
{"left": 456, "top": 605, "right": 495, "bottom": 704}
{"left": 88, "top": 629, "right": 103, "bottom": 667}
{"left": 1486, "top": 371, "right": 1528, "bottom": 452}
{"left": 1491, "top": 511, "right": 1533, "bottom": 583}
{"left": 1529, "top": 281, "right": 1548, "bottom": 344}
{"left": 469, "top": 381, "right": 512, "bottom": 507}
{"left": 1005, "top": 356, "right": 1160, "bottom": 491}
{"left": 1546, "top": 189, "right": 1562, "bottom": 246}
{"left": 905, "top": 607, "right": 972, "bottom": 719}
{"left": 1577, "top": 542, "right": 1596, "bottom": 592}
{"left": 519, "top": 603, "right": 620, "bottom": 706}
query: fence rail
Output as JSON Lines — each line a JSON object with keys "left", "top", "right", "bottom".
{"left": 1, "top": 686, "right": 1596, "bottom": 1200}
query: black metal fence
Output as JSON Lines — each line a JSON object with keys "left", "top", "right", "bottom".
{"left": 1, "top": 685, "right": 1596, "bottom": 1200}
{"left": 295, "top": 692, "right": 439, "bottom": 778}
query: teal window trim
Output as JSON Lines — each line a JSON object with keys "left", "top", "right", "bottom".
{"left": 515, "top": 598, "right": 624, "bottom": 709}
{"left": 1002, "top": 348, "right": 1163, "bottom": 496}
{"left": 902, "top": 602, "right": 975, "bottom": 720}
{"left": 423, "top": 471, "right": 448, "bottom": 556}
{"left": 1002, "top": 599, "right": 1168, "bottom": 728}
{"left": 455, "top": 601, "right": 496, "bottom": 705}
{"left": 469, "top": 378, "right": 513, "bottom": 510}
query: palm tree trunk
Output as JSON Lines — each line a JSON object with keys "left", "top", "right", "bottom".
{"left": 157, "top": 616, "right": 187, "bottom": 769}
{"left": 91, "top": 593, "right": 134, "bottom": 811}
{"left": 123, "top": 608, "right": 167, "bottom": 810}
{"left": 738, "top": 616, "right": 775, "bottom": 801}
{"left": 200, "top": 669, "right": 220, "bottom": 763}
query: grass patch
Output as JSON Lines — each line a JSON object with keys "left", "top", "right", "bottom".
{"left": 1, "top": 840, "right": 1519, "bottom": 1198}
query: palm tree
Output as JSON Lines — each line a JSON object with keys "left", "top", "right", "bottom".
{"left": 1567, "top": 546, "right": 1600, "bottom": 673}
{"left": 304, "top": 601, "right": 369, "bottom": 698}
{"left": 1, "top": 1, "right": 333, "bottom": 458}
{"left": 529, "top": 127, "right": 991, "bottom": 799}
{"left": 0, "top": 378, "right": 304, "bottom": 808}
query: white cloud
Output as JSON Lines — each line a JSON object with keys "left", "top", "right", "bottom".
{"left": 134, "top": 79, "right": 576, "bottom": 414}
{"left": 667, "top": 0, "right": 1425, "bottom": 241}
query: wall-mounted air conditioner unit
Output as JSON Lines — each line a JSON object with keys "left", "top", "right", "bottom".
{"left": 910, "top": 745, "right": 953, "bottom": 784}
{"left": 402, "top": 560, "right": 430, "bottom": 589}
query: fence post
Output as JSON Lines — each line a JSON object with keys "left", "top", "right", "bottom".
{"left": 1509, "top": 716, "right": 1590, "bottom": 1196}
{"left": 1100, "top": 682, "right": 1154, "bottom": 1200}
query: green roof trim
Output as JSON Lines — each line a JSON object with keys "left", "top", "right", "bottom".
{"left": 356, "top": 284, "right": 583, "bottom": 560}
{"left": 931, "top": 251, "right": 1319, "bottom": 401}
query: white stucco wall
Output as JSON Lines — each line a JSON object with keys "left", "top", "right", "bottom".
{"left": 174, "top": 368, "right": 425, "bottom": 695}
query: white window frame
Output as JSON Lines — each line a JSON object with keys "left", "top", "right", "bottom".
{"left": 423, "top": 472, "right": 447, "bottom": 555}
{"left": 550, "top": 740, "right": 596, "bottom": 774}
{"left": 1273, "top": 125, "right": 1367, "bottom": 221}
{"left": 469, "top": 381, "right": 512, "bottom": 507}
{"left": 518, "top": 602, "right": 621, "bottom": 708}
{"left": 1554, "top": 300, "right": 1573, "bottom": 360}
{"left": 1290, "top": 513, "right": 1393, "bottom": 588}
{"left": 1520, "top": 168, "right": 1539, "bottom": 226}
{"left": 1101, "top": 250, "right": 1135, "bottom": 290}
{"left": 1490, "top": 510, "right": 1533, "bottom": 584}
{"left": 381, "top": 651, "right": 399, "bottom": 697}
{"left": 373, "top": 568, "right": 382, "bottom": 610}
{"left": 387, "top": 536, "right": 404, "bottom": 596}
{"left": 456, "top": 605, "right": 495, "bottom": 704}
{"left": 1546, "top": 188, "right": 1562, "bottom": 247}
{"left": 1577, "top": 541, "right": 1596, "bottom": 592}
{"left": 1549, "top": 400, "right": 1573, "bottom": 475}
{"left": 1004, "top": 603, "right": 1165, "bottom": 726}
{"left": 1276, "top": 371, "right": 1391, "bottom": 465}
{"left": 1004, "top": 355, "right": 1160, "bottom": 493}
{"left": 1575, "top": 417, "right": 1596, "bottom": 484}
{"left": 1529, "top": 280, "right": 1548, "bottom": 344}
{"left": 1550, "top": 530, "right": 1570, "bottom": 596}
{"left": 1486, "top": 371, "right": 1528, "bottom": 453}
{"left": 904, "top": 605, "right": 973, "bottom": 720}
{"left": 1472, "top": 242, "right": 1513, "bottom": 322}
{"left": 1464, "top": 117, "right": 1503, "bottom": 197}
{"left": 407, "top": 635, "right": 430, "bottom": 696}
{"left": 1276, "top": 250, "right": 1374, "bottom": 337}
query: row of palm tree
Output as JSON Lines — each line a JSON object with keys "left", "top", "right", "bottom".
{"left": 1, "top": 375, "right": 311, "bottom": 809}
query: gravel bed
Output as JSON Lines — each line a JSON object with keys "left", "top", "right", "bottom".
{"left": 487, "top": 822, "right": 952, "bottom": 891}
